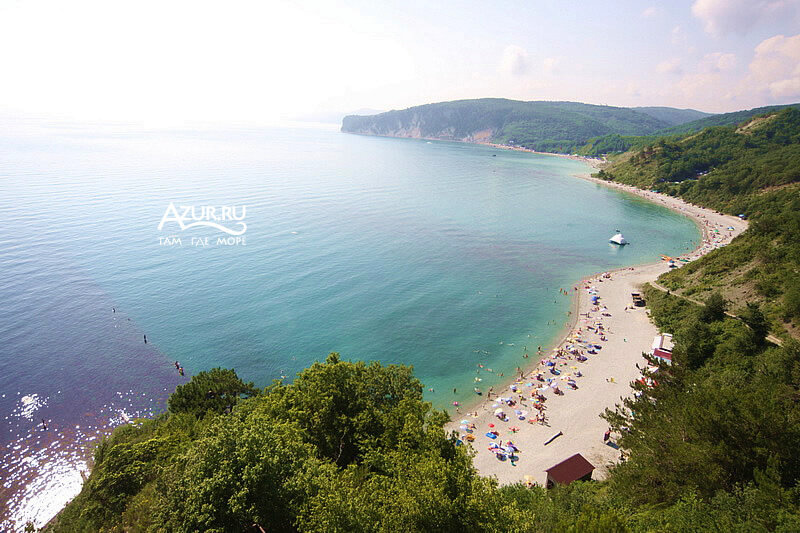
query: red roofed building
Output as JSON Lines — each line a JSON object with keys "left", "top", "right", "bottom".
{"left": 544, "top": 453, "right": 595, "bottom": 488}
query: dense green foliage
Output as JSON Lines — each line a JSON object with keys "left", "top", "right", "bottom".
{"left": 601, "top": 286, "right": 800, "bottom": 530}
{"left": 655, "top": 103, "right": 800, "bottom": 136}
{"left": 168, "top": 367, "right": 259, "bottom": 418}
{"left": 599, "top": 109, "right": 800, "bottom": 203}
{"left": 51, "top": 345, "right": 800, "bottom": 532}
{"left": 342, "top": 98, "right": 682, "bottom": 153}
{"left": 49, "top": 356, "right": 525, "bottom": 532}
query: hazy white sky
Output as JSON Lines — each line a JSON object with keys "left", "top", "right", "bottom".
{"left": 1, "top": 0, "right": 799, "bottom": 124}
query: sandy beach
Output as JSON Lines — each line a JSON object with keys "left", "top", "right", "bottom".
{"left": 447, "top": 167, "right": 748, "bottom": 486}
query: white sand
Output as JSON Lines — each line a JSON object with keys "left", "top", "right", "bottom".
{"left": 447, "top": 170, "right": 748, "bottom": 486}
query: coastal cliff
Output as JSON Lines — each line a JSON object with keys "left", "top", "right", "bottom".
{"left": 341, "top": 98, "right": 704, "bottom": 154}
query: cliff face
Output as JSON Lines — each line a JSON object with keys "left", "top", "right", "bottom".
{"left": 342, "top": 109, "right": 496, "bottom": 141}
{"left": 341, "top": 98, "right": 676, "bottom": 153}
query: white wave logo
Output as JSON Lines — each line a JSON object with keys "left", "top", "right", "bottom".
{"left": 158, "top": 202, "right": 247, "bottom": 236}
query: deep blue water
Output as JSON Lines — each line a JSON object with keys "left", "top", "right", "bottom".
{"left": 0, "top": 121, "right": 700, "bottom": 529}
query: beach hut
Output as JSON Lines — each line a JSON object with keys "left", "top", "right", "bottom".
{"left": 544, "top": 453, "right": 595, "bottom": 489}
{"left": 651, "top": 334, "right": 674, "bottom": 352}
{"left": 653, "top": 348, "right": 672, "bottom": 364}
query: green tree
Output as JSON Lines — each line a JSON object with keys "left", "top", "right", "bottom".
{"left": 168, "top": 367, "right": 259, "bottom": 418}
{"left": 739, "top": 302, "right": 770, "bottom": 344}
{"left": 154, "top": 414, "right": 317, "bottom": 532}
{"left": 701, "top": 292, "right": 728, "bottom": 323}
{"left": 261, "top": 353, "right": 428, "bottom": 467}
{"left": 784, "top": 285, "right": 800, "bottom": 321}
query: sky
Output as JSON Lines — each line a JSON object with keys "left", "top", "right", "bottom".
{"left": 0, "top": 0, "right": 799, "bottom": 125}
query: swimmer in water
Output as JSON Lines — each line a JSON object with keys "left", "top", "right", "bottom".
{"left": 144, "top": 334, "right": 147, "bottom": 344}
{"left": 41, "top": 418, "right": 47, "bottom": 430}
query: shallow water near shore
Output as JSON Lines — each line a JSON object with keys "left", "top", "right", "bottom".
{"left": 0, "top": 121, "right": 699, "bottom": 529}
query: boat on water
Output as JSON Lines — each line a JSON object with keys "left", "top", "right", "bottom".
{"left": 609, "top": 230, "right": 628, "bottom": 245}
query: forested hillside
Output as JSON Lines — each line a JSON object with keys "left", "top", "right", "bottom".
{"left": 632, "top": 106, "right": 711, "bottom": 126}
{"left": 342, "top": 98, "right": 684, "bottom": 153}
{"left": 597, "top": 108, "right": 800, "bottom": 336}
{"left": 575, "top": 104, "right": 800, "bottom": 157}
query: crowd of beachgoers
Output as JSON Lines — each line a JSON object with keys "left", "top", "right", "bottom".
{"left": 447, "top": 172, "right": 749, "bottom": 486}
{"left": 456, "top": 273, "right": 625, "bottom": 470}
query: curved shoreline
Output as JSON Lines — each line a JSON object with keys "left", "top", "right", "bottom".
{"left": 447, "top": 158, "right": 748, "bottom": 486}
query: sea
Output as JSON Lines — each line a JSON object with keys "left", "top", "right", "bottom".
{"left": 0, "top": 120, "right": 700, "bottom": 529}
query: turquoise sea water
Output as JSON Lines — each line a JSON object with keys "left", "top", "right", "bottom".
{"left": 0, "top": 122, "right": 699, "bottom": 528}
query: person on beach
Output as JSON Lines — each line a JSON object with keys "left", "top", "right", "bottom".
{"left": 603, "top": 429, "right": 611, "bottom": 442}
{"left": 174, "top": 361, "right": 180, "bottom": 370}
{"left": 179, "top": 367, "right": 184, "bottom": 376}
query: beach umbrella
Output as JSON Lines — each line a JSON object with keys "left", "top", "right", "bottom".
{"left": 514, "top": 409, "right": 523, "bottom": 415}
{"left": 460, "top": 419, "right": 469, "bottom": 425}
{"left": 488, "top": 423, "right": 495, "bottom": 428}
{"left": 494, "top": 408, "right": 504, "bottom": 415}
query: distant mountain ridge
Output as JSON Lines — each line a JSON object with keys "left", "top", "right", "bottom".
{"left": 341, "top": 98, "right": 708, "bottom": 153}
